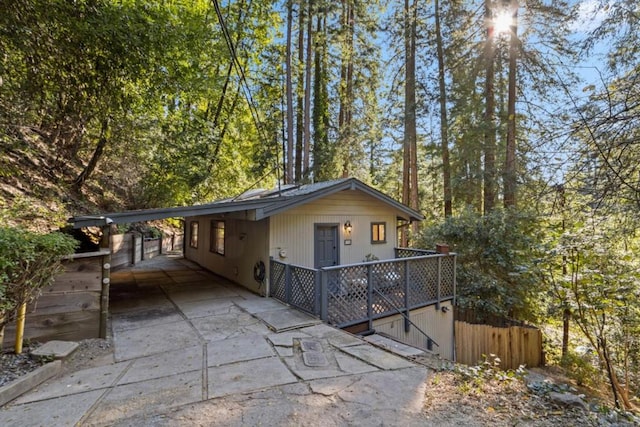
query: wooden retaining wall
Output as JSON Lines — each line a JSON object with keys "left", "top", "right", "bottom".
{"left": 454, "top": 321, "right": 543, "bottom": 370}
{"left": 2, "top": 250, "right": 110, "bottom": 347}
{"left": 111, "top": 232, "right": 184, "bottom": 269}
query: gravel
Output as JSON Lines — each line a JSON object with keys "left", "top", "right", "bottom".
{"left": 0, "top": 338, "right": 114, "bottom": 389}
{"left": 0, "top": 343, "right": 47, "bottom": 387}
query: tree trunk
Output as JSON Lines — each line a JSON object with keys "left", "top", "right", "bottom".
{"left": 483, "top": 0, "right": 496, "bottom": 215}
{"left": 295, "top": 0, "right": 306, "bottom": 183}
{"left": 73, "top": 118, "right": 109, "bottom": 192}
{"left": 302, "top": 0, "right": 312, "bottom": 181}
{"left": 503, "top": 0, "right": 518, "bottom": 208}
{"left": 407, "top": 0, "right": 419, "bottom": 238}
{"left": 285, "top": 0, "right": 295, "bottom": 184}
{"left": 339, "top": 0, "right": 355, "bottom": 178}
{"left": 434, "top": 0, "right": 452, "bottom": 218}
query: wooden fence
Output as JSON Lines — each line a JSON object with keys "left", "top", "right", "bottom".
{"left": 111, "top": 232, "right": 184, "bottom": 269}
{"left": 2, "top": 250, "right": 110, "bottom": 347}
{"left": 454, "top": 308, "right": 543, "bottom": 370}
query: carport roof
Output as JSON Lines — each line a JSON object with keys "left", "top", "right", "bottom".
{"left": 70, "top": 177, "right": 424, "bottom": 228}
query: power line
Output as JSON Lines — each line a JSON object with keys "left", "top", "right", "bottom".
{"left": 210, "top": 0, "right": 282, "bottom": 191}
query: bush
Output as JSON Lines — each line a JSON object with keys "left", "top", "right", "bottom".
{"left": 0, "top": 227, "right": 78, "bottom": 332}
{"left": 417, "top": 208, "right": 542, "bottom": 321}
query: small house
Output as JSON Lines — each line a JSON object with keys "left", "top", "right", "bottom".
{"left": 71, "top": 178, "right": 457, "bottom": 359}
{"left": 182, "top": 178, "right": 423, "bottom": 294}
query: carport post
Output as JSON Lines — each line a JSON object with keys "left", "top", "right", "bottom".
{"left": 99, "top": 220, "right": 113, "bottom": 339}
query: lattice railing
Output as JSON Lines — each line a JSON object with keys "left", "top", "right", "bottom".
{"left": 270, "top": 252, "right": 456, "bottom": 329}
{"left": 323, "top": 253, "right": 456, "bottom": 328}
{"left": 395, "top": 247, "right": 437, "bottom": 258}
{"left": 269, "top": 260, "right": 319, "bottom": 315}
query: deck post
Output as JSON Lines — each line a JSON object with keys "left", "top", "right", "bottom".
{"left": 367, "top": 264, "right": 373, "bottom": 331}
{"left": 436, "top": 256, "right": 442, "bottom": 310}
{"left": 284, "top": 263, "right": 292, "bottom": 305}
{"left": 314, "top": 270, "right": 321, "bottom": 316}
{"left": 320, "top": 270, "right": 328, "bottom": 321}
{"left": 404, "top": 260, "right": 410, "bottom": 333}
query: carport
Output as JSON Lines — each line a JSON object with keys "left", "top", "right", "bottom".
{"left": 1, "top": 254, "right": 431, "bottom": 426}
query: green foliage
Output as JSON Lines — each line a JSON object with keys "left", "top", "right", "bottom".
{"left": 0, "top": 196, "right": 69, "bottom": 230}
{"left": 0, "top": 227, "right": 78, "bottom": 328}
{"left": 560, "top": 350, "right": 601, "bottom": 389}
{"left": 418, "top": 208, "right": 541, "bottom": 320}
{"left": 454, "top": 354, "right": 526, "bottom": 395}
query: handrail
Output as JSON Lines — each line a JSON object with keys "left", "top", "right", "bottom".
{"left": 372, "top": 287, "right": 439, "bottom": 348}
{"left": 320, "top": 252, "right": 455, "bottom": 271}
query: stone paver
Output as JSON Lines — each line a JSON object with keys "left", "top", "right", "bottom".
{"left": 15, "top": 362, "right": 129, "bottom": 404}
{"left": 0, "top": 255, "right": 432, "bottom": 427}
{"left": 113, "top": 319, "right": 201, "bottom": 362}
{"left": 191, "top": 311, "right": 271, "bottom": 342}
{"left": 1, "top": 390, "right": 105, "bottom": 427}
{"left": 207, "top": 335, "right": 274, "bottom": 367}
{"left": 117, "top": 345, "right": 203, "bottom": 385}
{"left": 208, "top": 357, "right": 297, "bottom": 398}
{"left": 30, "top": 340, "right": 79, "bottom": 360}
{"left": 340, "top": 344, "right": 417, "bottom": 370}
{"left": 173, "top": 297, "right": 240, "bottom": 319}
{"left": 83, "top": 370, "right": 203, "bottom": 426}
{"left": 111, "top": 306, "right": 183, "bottom": 332}
{"left": 253, "top": 307, "right": 320, "bottom": 332}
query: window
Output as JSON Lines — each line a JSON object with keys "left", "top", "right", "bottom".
{"left": 189, "top": 221, "right": 199, "bottom": 248}
{"left": 371, "top": 222, "right": 386, "bottom": 244}
{"left": 210, "top": 220, "right": 225, "bottom": 255}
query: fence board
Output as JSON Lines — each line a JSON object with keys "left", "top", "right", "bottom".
{"left": 28, "top": 292, "right": 100, "bottom": 316}
{"left": 455, "top": 321, "right": 543, "bottom": 370}
{"left": 3, "top": 310, "right": 100, "bottom": 345}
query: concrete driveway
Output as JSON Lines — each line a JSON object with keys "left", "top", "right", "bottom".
{"left": 0, "top": 255, "right": 431, "bottom": 426}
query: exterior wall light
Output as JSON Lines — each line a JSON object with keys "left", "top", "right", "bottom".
{"left": 344, "top": 220, "right": 353, "bottom": 234}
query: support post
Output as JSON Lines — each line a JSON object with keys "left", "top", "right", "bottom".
{"left": 320, "top": 270, "right": 328, "bottom": 321}
{"left": 314, "top": 270, "right": 321, "bottom": 317}
{"left": 131, "top": 233, "right": 136, "bottom": 265}
{"left": 14, "top": 302, "right": 27, "bottom": 354}
{"left": 367, "top": 265, "right": 373, "bottom": 332}
{"left": 99, "top": 225, "right": 112, "bottom": 339}
{"left": 404, "top": 261, "right": 410, "bottom": 333}
{"left": 284, "top": 263, "right": 292, "bottom": 305}
{"left": 436, "top": 256, "right": 442, "bottom": 310}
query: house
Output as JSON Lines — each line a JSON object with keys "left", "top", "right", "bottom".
{"left": 181, "top": 178, "right": 423, "bottom": 294}
{"left": 72, "top": 178, "right": 456, "bottom": 359}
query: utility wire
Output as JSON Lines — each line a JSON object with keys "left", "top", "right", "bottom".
{"left": 210, "top": 0, "right": 282, "bottom": 193}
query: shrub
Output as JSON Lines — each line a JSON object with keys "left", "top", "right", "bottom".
{"left": 0, "top": 227, "right": 78, "bottom": 335}
{"left": 418, "top": 208, "right": 542, "bottom": 321}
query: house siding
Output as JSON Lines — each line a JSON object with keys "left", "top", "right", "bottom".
{"left": 372, "top": 301, "right": 455, "bottom": 360}
{"left": 269, "top": 190, "right": 402, "bottom": 268}
{"left": 184, "top": 215, "right": 269, "bottom": 294}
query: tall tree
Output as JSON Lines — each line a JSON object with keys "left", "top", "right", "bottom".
{"left": 285, "top": 0, "right": 295, "bottom": 184}
{"left": 338, "top": 0, "right": 355, "bottom": 177}
{"left": 402, "top": 0, "right": 419, "bottom": 244}
{"left": 434, "top": 0, "right": 452, "bottom": 217}
{"left": 312, "top": 8, "right": 334, "bottom": 181}
{"left": 503, "top": 0, "right": 518, "bottom": 208}
{"left": 483, "top": 0, "right": 497, "bottom": 214}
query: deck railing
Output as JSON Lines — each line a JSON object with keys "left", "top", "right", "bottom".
{"left": 270, "top": 248, "right": 456, "bottom": 329}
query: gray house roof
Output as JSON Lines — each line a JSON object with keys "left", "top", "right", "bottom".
{"left": 70, "top": 178, "right": 424, "bottom": 228}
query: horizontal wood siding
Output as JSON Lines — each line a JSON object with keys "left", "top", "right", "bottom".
{"left": 372, "top": 301, "right": 455, "bottom": 360}
{"left": 454, "top": 322, "right": 543, "bottom": 370}
{"left": 270, "top": 190, "right": 402, "bottom": 267}
{"left": 2, "top": 255, "right": 104, "bottom": 347}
